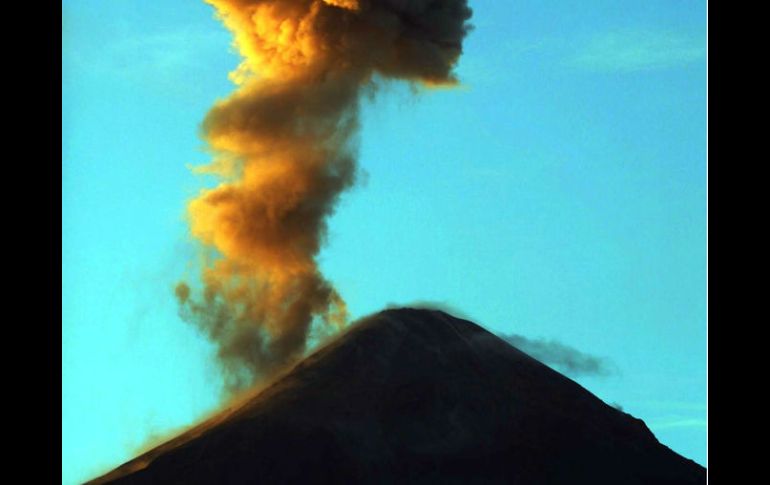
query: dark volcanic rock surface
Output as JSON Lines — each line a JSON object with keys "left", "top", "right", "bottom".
{"left": 89, "top": 308, "right": 706, "bottom": 484}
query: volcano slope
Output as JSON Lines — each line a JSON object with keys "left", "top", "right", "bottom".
{"left": 88, "top": 308, "right": 706, "bottom": 484}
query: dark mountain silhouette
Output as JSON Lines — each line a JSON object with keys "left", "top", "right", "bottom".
{"left": 88, "top": 308, "right": 706, "bottom": 484}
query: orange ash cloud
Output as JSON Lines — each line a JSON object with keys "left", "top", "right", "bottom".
{"left": 177, "top": 0, "right": 472, "bottom": 392}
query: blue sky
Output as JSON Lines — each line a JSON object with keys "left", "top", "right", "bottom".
{"left": 62, "top": 1, "right": 706, "bottom": 483}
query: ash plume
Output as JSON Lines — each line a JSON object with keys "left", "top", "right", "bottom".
{"left": 176, "top": 0, "right": 473, "bottom": 392}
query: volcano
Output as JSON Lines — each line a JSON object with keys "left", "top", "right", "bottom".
{"left": 88, "top": 308, "right": 706, "bottom": 484}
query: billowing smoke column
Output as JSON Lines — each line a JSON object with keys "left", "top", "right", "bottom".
{"left": 176, "top": 0, "right": 473, "bottom": 391}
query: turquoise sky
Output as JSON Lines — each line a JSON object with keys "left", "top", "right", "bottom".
{"left": 62, "top": 1, "right": 707, "bottom": 484}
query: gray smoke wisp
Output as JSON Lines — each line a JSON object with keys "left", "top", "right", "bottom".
{"left": 500, "top": 334, "right": 612, "bottom": 378}
{"left": 396, "top": 301, "right": 612, "bottom": 379}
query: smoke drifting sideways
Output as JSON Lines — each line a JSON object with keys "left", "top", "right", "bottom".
{"left": 176, "top": 0, "right": 473, "bottom": 392}
{"left": 499, "top": 334, "right": 613, "bottom": 378}
{"left": 394, "top": 301, "right": 612, "bottom": 379}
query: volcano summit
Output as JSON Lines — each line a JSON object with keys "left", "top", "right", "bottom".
{"left": 89, "top": 308, "right": 706, "bottom": 484}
